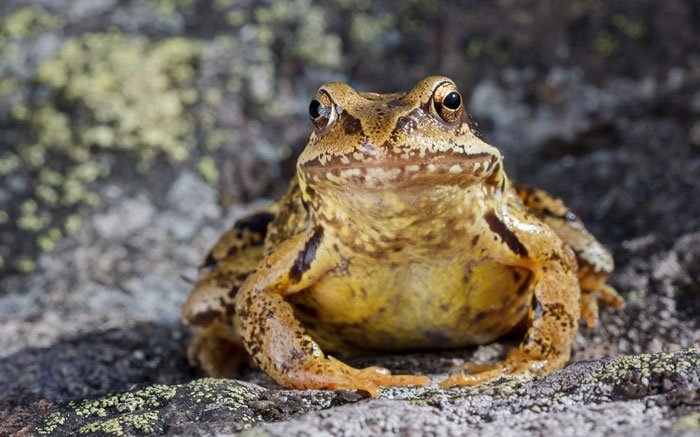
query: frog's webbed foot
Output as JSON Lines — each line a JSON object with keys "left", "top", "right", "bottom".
{"left": 289, "top": 357, "right": 430, "bottom": 397}
{"left": 440, "top": 350, "right": 543, "bottom": 387}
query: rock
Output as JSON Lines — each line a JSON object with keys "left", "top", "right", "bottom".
{"left": 8, "top": 349, "right": 699, "bottom": 436}
{"left": 1, "top": 1, "right": 700, "bottom": 436}
{"left": 93, "top": 195, "right": 156, "bottom": 241}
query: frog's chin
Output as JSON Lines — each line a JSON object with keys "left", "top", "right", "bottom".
{"left": 300, "top": 152, "right": 499, "bottom": 190}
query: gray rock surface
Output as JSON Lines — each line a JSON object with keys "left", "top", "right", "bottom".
{"left": 1, "top": 1, "right": 700, "bottom": 436}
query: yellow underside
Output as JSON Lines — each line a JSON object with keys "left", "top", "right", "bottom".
{"left": 289, "top": 260, "right": 532, "bottom": 354}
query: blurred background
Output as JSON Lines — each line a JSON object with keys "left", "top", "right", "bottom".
{"left": 1, "top": 0, "right": 699, "bottom": 411}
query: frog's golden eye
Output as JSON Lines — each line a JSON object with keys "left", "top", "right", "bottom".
{"left": 309, "top": 91, "right": 335, "bottom": 130}
{"left": 432, "top": 82, "right": 463, "bottom": 124}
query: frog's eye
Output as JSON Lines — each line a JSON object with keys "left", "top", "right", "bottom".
{"left": 432, "top": 82, "right": 463, "bottom": 124}
{"left": 309, "top": 91, "right": 336, "bottom": 130}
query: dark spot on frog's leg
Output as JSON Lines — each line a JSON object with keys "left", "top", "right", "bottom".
{"left": 289, "top": 226, "right": 325, "bottom": 283}
{"left": 483, "top": 210, "right": 529, "bottom": 257}
{"left": 543, "top": 302, "right": 575, "bottom": 329}
{"left": 471, "top": 235, "right": 480, "bottom": 247}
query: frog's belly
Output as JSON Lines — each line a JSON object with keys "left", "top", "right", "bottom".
{"left": 288, "top": 260, "right": 533, "bottom": 353}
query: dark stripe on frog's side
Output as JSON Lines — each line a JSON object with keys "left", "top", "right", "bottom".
{"left": 289, "top": 226, "right": 324, "bottom": 283}
{"left": 483, "top": 209, "right": 529, "bottom": 257}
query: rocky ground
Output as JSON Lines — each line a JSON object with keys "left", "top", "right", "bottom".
{"left": 1, "top": 1, "right": 700, "bottom": 436}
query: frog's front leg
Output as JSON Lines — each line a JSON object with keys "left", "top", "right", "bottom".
{"left": 235, "top": 226, "right": 430, "bottom": 397}
{"left": 442, "top": 209, "right": 581, "bottom": 387}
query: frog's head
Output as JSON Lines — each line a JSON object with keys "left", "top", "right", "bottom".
{"left": 297, "top": 76, "right": 502, "bottom": 203}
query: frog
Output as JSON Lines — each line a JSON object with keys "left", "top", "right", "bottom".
{"left": 181, "top": 76, "right": 624, "bottom": 396}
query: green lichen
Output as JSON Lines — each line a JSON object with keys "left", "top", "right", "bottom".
{"left": 595, "top": 31, "right": 619, "bottom": 58}
{"left": 35, "top": 378, "right": 265, "bottom": 435}
{"left": 197, "top": 156, "right": 220, "bottom": 184}
{"left": 350, "top": 13, "right": 396, "bottom": 48}
{"left": 2, "top": 28, "right": 203, "bottom": 272}
{"left": 78, "top": 412, "right": 159, "bottom": 436}
{"left": 16, "top": 257, "right": 36, "bottom": 273}
{"left": 35, "top": 32, "right": 202, "bottom": 166}
{"left": 582, "top": 349, "right": 700, "bottom": 385}
{"left": 447, "top": 373, "right": 531, "bottom": 399}
{"left": 675, "top": 412, "right": 700, "bottom": 431}
{"left": 35, "top": 412, "right": 67, "bottom": 435}
{"left": 465, "top": 38, "right": 511, "bottom": 65}
{"left": 612, "top": 14, "right": 646, "bottom": 40}
{"left": 147, "top": 0, "right": 195, "bottom": 19}
{"left": 188, "top": 377, "right": 263, "bottom": 411}
{"left": 71, "top": 384, "right": 177, "bottom": 418}
{"left": 253, "top": 2, "right": 341, "bottom": 70}
{"left": 0, "top": 6, "right": 64, "bottom": 40}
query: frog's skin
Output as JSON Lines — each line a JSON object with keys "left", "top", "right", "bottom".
{"left": 182, "top": 76, "right": 624, "bottom": 396}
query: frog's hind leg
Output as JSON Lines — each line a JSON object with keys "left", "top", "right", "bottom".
{"left": 514, "top": 184, "right": 624, "bottom": 327}
{"left": 181, "top": 209, "right": 275, "bottom": 377}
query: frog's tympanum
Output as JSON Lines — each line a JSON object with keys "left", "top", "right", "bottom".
{"left": 182, "top": 76, "right": 624, "bottom": 396}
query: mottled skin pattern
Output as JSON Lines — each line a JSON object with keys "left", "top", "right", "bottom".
{"left": 182, "top": 76, "right": 624, "bottom": 396}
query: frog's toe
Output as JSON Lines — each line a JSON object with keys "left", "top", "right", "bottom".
{"left": 440, "top": 351, "right": 544, "bottom": 388}
{"left": 581, "top": 284, "right": 625, "bottom": 328}
{"left": 362, "top": 370, "right": 431, "bottom": 388}
{"left": 581, "top": 292, "right": 600, "bottom": 328}
{"left": 440, "top": 367, "right": 506, "bottom": 388}
{"left": 598, "top": 284, "right": 625, "bottom": 309}
{"left": 290, "top": 358, "right": 429, "bottom": 397}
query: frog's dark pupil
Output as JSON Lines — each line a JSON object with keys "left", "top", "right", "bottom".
{"left": 443, "top": 92, "right": 461, "bottom": 110}
{"left": 309, "top": 99, "right": 322, "bottom": 119}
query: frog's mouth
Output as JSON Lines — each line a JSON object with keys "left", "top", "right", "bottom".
{"left": 300, "top": 151, "right": 499, "bottom": 189}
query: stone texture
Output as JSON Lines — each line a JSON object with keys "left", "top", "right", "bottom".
{"left": 1, "top": 1, "right": 699, "bottom": 436}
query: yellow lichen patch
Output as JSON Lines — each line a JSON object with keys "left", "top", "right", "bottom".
{"left": 78, "top": 412, "right": 159, "bottom": 436}
{"left": 675, "top": 412, "right": 700, "bottom": 431}
{"left": 1, "top": 30, "right": 203, "bottom": 272}
{"left": 35, "top": 32, "right": 202, "bottom": 166}
{"left": 34, "top": 378, "right": 266, "bottom": 435}
{"left": 187, "top": 377, "right": 263, "bottom": 412}
{"left": 0, "top": 6, "right": 64, "bottom": 40}
{"left": 582, "top": 349, "right": 700, "bottom": 385}
{"left": 35, "top": 412, "right": 67, "bottom": 435}
{"left": 70, "top": 384, "right": 177, "bottom": 419}
{"left": 197, "top": 156, "right": 220, "bottom": 184}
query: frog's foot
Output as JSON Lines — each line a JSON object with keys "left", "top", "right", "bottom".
{"left": 581, "top": 284, "right": 625, "bottom": 328}
{"left": 188, "top": 330, "right": 248, "bottom": 378}
{"left": 440, "top": 350, "right": 546, "bottom": 388}
{"left": 286, "top": 356, "right": 430, "bottom": 397}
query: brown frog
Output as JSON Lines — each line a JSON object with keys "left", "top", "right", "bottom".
{"left": 182, "top": 76, "right": 624, "bottom": 396}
